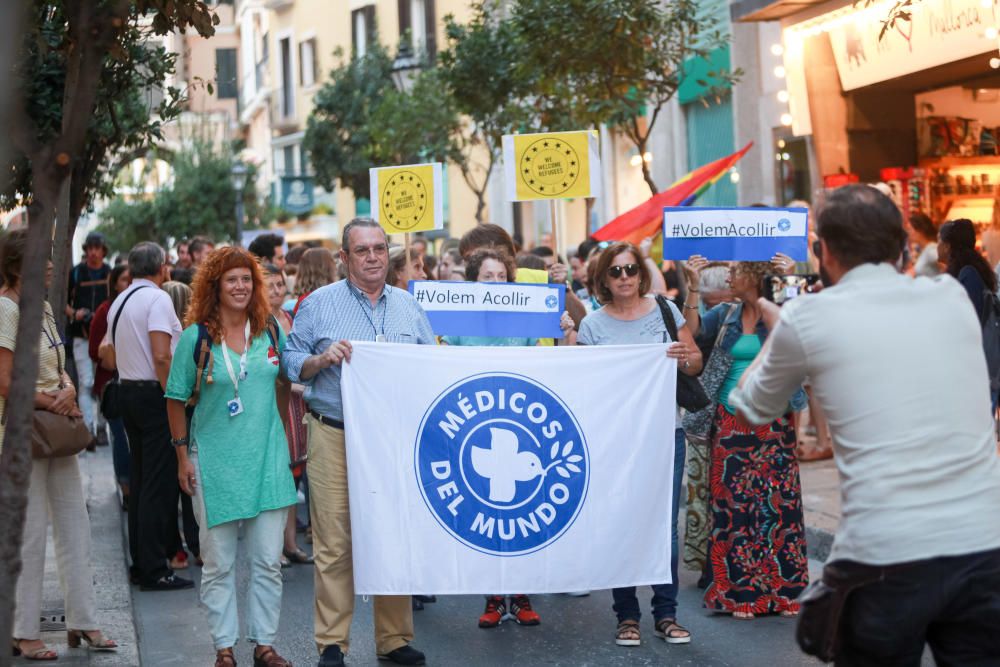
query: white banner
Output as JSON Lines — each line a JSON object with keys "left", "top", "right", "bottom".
{"left": 341, "top": 342, "right": 676, "bottom": 594}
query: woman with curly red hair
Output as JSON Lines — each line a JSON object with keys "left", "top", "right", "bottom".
{"left": 165, "top": 247, "right": 297, "bottom": 667}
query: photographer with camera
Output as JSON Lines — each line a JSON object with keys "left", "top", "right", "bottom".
{"left": 66, "top": 231, "right": 112, "bottom": 448}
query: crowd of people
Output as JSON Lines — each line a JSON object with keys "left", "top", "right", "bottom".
{"left": 2, "top": 183, "right": 1000, "bottom": 665}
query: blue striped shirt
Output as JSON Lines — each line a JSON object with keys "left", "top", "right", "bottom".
{"left": 282, "top": 280, "right": 435, "bottom": 420}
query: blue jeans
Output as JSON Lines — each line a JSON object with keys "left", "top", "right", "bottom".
{"left": 107, "top": 417, "right": 130, "bottom": 486}
{"left": 613, "top": 428, "right": 686, "bottom": 622}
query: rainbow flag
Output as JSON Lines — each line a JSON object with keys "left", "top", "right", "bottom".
{"left": 592, "top": 143, "right": 753, "bottom": 245}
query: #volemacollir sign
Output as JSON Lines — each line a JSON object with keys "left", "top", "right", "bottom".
{"left": 661, "top": 206, "right": 809, "bottom": 261}
{"left": 409, "top": 280, "right": 566, "bottom": 338}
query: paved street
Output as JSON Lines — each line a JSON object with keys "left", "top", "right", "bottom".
{"left": 19, "top": 445, "right": 845, "bottom": 666}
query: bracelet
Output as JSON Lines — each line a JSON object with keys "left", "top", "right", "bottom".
{"left": 683, "top": 303, "right": 699, "bottom": 310}
{"left": 688, "top": 288, "right": 699, "bottom": 293}
{"left": 171, "top": 436, "right": 189, "bottom": 447}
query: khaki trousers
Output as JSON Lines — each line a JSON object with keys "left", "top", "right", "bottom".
{"left": 307, "top": 416, "right": 413, "bottom": 656}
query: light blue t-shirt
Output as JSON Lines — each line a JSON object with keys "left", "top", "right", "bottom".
{"left": 441, "top": 335, "right": 537, "bottom": 347}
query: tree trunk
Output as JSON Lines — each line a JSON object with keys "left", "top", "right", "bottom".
{"left": 638, "top": 137, "right": 659, "bottom": 195}
{"left": 49, "top": 179, "right": 74, "bottom": 335}
{"left": 474, "top": 190, "right": 487, "bottom": 224}
{"left": 0, "top": 181, "right": 62, "bottom": 664}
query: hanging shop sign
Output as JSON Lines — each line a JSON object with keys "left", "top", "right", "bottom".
{"left": 827, "top": 0, "right": 999, "bottom": 91}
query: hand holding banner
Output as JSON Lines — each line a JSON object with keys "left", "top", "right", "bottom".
{"left": 662, "top": 206, "right": 809, "bottom": 261}
{"left": 369, "top": 163, "right": 444, "bottom": 234}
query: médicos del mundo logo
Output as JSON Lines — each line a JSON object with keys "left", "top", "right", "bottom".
{"left": 415, "top": 373, "right": 589, "bottom": 556}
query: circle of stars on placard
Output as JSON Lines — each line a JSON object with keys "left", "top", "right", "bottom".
{"left": 381, "top": 171, "right": 427, "bottom": 231}
{"left": 518, "top": 138, "right": 581, "bottom": 197}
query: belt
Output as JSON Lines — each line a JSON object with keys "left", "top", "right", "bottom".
{"left": 119, "top": 379, "right": 162, "bottom": 388}
{"left": 309, "top": 410, "right": 344, "bottom": 430}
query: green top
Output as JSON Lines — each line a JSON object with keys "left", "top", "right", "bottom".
{"left": 441, "top": 335, "right": 537, "bottom": 347}
{"left": 719, "top": 334, "right": 762, "bottom": 415}
{"left": 165, "top": 324, "right": 297, "bottom": 528}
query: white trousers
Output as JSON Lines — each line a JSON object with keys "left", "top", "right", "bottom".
{"left": 14, "top": 455, "right": 98, "bottom": 639}
{"left": 191, "top": 454, "right": 286, "bottom": 650}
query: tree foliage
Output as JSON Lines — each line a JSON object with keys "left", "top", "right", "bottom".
{"left": 438, "top": 2, "right": 534, "bottom": 222}
{"left": 98, "top": 142, "right": 263, "bottom": 250}
{"left": 304, "top": 44, "right": 397, "bottom": 200}
{"left": 510, "top": 0, "right": 739, "bottom": 193}
{"left": 305, "top": 42, "right": 464, "bottom": 203}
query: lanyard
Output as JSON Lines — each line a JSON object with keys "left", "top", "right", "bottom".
{"left": 221, "top": 320, "right": 250, "bottom": 397}
{"left": 349, "top": 281, "right": 388, "bottom": 339}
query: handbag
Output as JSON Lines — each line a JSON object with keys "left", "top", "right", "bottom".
{"left": 655, "top": 295, "right": 711, "bottom": 412}
{"left": 797, "top": 560, "right": 885, "bottom": 662}
{"left": 681, "top": 304, "right": 738, "bottom": 441}
{"left": 29, "top": 315, "right": 92, "bottom": 459}
{"left": 99, "top": 285, "right": 149, "bottom": 420}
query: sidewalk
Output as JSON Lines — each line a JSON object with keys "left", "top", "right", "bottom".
{"left": 14, "top": 446, "right": 138, "bottom": 666}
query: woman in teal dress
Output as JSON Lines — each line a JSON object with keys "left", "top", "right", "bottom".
{"left": 166, "top": 247, "right": 297, "bottom": 667}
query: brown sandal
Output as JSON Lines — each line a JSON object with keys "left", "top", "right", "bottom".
{"left": 615, "top": 619, "right": 641, "bottom": 646}
{"left": 215, "top": 647, "right": 236, "bottom": 667}
{"left": 253, "top": 646, "right": 292, "bottom": 667}
{"left": 654, "top": 617, "right": 692, "bottom": 644}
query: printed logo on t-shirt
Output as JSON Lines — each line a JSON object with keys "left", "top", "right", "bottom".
{"left": 267, "top": 346, "right": 280, "bottom": 366}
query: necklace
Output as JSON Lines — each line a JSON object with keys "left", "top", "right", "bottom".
{"left": 348, "top": 280, "right": 388, "bottom": 340}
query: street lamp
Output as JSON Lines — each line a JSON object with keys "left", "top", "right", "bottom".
{"left": 231, "top": 162, "right": 248, "bottom": 246}
{"left": 390, "top": 41, "right": 422, "bottom": 93}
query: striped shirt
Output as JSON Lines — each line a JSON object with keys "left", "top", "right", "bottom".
{"left": 282, "top": 280, "right": 435, "bottom": 420}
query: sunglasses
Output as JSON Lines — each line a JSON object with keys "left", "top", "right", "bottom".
{"left": 607, "top": 263, "right": 640, "bottom": 279}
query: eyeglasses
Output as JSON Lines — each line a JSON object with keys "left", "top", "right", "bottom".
{"left": 607, "top": 263, "right": 640, "bottom": 279}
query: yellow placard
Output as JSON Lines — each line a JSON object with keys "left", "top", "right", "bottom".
{"left": 512, "top": 131, "right": 592, "bottom": 201}
{"left": 373, "top": 163, "right": 439, "bottom": 234}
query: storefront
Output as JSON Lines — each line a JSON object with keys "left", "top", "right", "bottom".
{"left": 734, "top": 0, "right": 1000, "bottom": 224}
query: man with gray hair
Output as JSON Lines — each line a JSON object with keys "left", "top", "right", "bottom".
{"left": 284, "top": 218, "right": 434, "bottom": 667}
{"left": 105, "top": 242, "right": 191, "bottom": 591}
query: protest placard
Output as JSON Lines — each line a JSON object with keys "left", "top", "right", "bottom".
{"left": 369, "top": 162, "right": 444, "bottom": 234}
{"left": 409, "top": 280, "right": 566, "bottom": 338}
{"left": 502, "top": 131, "right": 601, "bottom": 202}
{"left": 661, "top": 206, "right": 809, "bottom": 261}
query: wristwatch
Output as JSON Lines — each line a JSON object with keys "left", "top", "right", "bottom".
{"left": 170, "top": 436, "right": 189, "bottom": 447}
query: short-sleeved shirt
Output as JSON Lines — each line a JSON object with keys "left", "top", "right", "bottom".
{"left": 0, "top": 299, "right": 64, "bottom": 445}
{"left": 282, "top": 280, "right": 436, "bottom": 421}
{"left": 165, "top": 324, "right": 297, "bottom": 528}
{"left": 578, "top": 297, "right": 686, "bottom": 420}
{"left": 106, "top": 279, "right": 182, "bottom": 381}
{"left": 67, "top": 261, "right": 110, "bottom": 339}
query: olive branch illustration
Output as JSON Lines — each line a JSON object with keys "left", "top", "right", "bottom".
{"left": 543, "top": 441, "right": 584, "bottom": 478}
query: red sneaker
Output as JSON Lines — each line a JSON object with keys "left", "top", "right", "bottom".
{"left": 510, "top": 595, "right": 540, "bottom": 626}
{"left": 478, "top": 596, "right": 507, "bottom": 628}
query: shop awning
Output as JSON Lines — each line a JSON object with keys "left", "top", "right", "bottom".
{"left": 731, "top": 0, "right": 839, "bottom": 22}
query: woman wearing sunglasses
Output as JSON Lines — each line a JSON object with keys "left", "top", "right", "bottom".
{"left": 682, "top": 257, "right": 808, "bottom": 620}
{"left": 576, "top": 241, "right": 701, "bottom": 648}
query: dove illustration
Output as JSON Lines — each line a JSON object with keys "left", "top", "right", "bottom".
{"left": 470, "top": 427, "right": 543, "bottom": 503}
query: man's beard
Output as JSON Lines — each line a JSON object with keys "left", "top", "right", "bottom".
{"left": 818, "top": 257, "right": 833, "bottom": 287}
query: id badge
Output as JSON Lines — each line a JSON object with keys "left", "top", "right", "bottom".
{"left": 375, "top": 334, "right": 387, "bottom": 343}
{"left": 227, "top": 396, "right": 244, "bottom": 417}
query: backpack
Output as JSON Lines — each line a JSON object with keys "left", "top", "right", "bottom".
{"left": 980, "top": 290, "right": 1000, "bottom": 393}
{"left": 187, "top": 315, "right": 280, "bottom": 407}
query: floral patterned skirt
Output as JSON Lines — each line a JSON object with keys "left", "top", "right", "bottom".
{"left": 703, "top": 404, "right": 808, "bottom": 615}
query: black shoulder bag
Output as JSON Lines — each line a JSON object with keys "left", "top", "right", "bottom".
{"left": 655, "top": 295, "right": 711, "bottom": 412}
{"left": 99, "top": 286, "right": 149, "bottom": 420}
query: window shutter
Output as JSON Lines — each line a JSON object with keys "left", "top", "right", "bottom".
{"left": 351, "top": 9, "right": 359, "bottom": 57}
{"left": 365, "top": 5, "right": 377, "bottom": 50}
{"left": 398, "top": 0, "right": 412, "bottom": 45}
{"left": 424, "top": 0, "right": 436, "bottom": 61}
